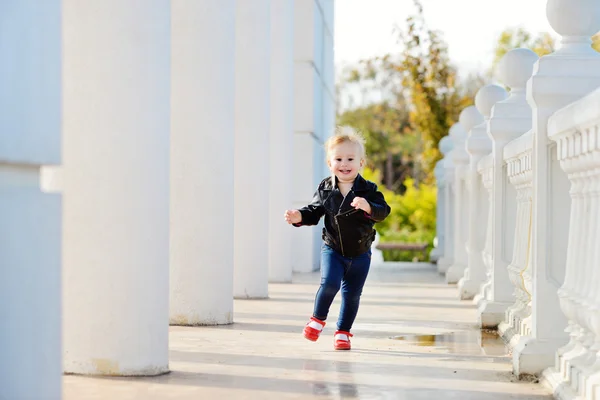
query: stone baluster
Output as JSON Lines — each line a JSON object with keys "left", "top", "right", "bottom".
{"left": 431, "top": 136, "right": 454, "bottom": 265}
{"left": 234, "top": 0, "right": 271, "bottom": 298}
{"left": 438, "top": 124, "right": 460, "bottom": 274}
{"left": 512, "top": 0, "right": 600, "bottom": 377}
{"left": 497, "top": 131, "right": 534, "bottom": 347}
{"left": 170, "top": 0, "right": 236, "bottom": 326}
{"left": 446, "top": 107, "right": 484, "bottom": 284}
{"left": 0, "top": 4, "right": 62, "bottom": 398}
{"left": 458, "top": 85, "right": 508, "bottom": 300}
{"left": 477, "top": 49, "right": 538, "bottom": 328}
{"left": 62, "top": 1, "right": 170, "bottom": 375}
{"left": 476, "top": 155, "right": 494, "bottom": 307}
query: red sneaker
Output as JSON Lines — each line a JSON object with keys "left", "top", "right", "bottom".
{"left": 303, "top": 317, "right": 326, "bottom": 341}
{"left": 334, "top": 331, "right": 353, "bottom": 350}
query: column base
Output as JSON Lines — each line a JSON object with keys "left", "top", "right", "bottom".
{"left": 512, "top": 336, "right": 566, "bottom": 377}
{"left": 477, "top": 300, "right": 512, "bottom": 329}
{"left": 446, "top": 263, "right": 465, "bottom": 284}
{"left": 437, "top": 256, "right": 453, "bottom": 274}
{"left": 64, "top": 364, "right": 170, "bottom": 377}
{"left": 170, "top": 313, "right": 233, "bottom": 326}
{"left": 429, "top": 247, "right": 441, "bottom": 263}
{"left": 457, "top": 277, "right": 484, "bottom": 300}
{"left": 233, "top": 295, "right": 269, "bottom": 300}
{"left": 541, "top": 367, "right": 579, "bottom": 400}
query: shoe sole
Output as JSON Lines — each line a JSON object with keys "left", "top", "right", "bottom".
{"left": 303, "top": 333, "right": 318, "bottom": 342}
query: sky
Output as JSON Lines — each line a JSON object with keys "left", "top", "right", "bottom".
{"left": 334, "top": 0, "right": 556, "bottom": 77}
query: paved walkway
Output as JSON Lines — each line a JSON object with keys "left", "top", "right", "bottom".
{"left": 64, "top": 263, "right": 553, "bottom": 399}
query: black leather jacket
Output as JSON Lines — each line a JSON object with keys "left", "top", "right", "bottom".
{"left": 295, "top": 174, "right": 391, "bottom": 257}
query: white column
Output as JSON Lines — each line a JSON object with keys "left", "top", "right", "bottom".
{"left": 0, "top": 3, "right": 61, "bottom": 398}
{"left": 478, "top": 48, "right": 538, "bottom": 328}
{"left": 431, "top": 136, "right": 453, "bottom": 265}
{"left": 292, "top": 0, "right": 333, "bottom": 273}
{"left": 458, "top": 85, "right": 508, "bottom": 300}
{"left": 170, "top": 1, "right": 235, "bottom": 325}
{"left": 446, "top": 107, "right": 484, "bottom": 284}
{"left": 512, "top": 0, "right": 600, "bottom": 376}
{"left": 438, "top": 126, "right": 459, "bottom": 274}
{"left": 234, "top": 1, "right": 271, "bottom": 298}
{"left": 269, "top": 0, "right": 294, "bottom": 283}
{"left": 62, "top": 0, "right": 170, "bottom": 375}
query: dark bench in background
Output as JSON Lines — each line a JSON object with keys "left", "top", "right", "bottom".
{"left": 375, "top": 242, "right": 429, "bottom": 261}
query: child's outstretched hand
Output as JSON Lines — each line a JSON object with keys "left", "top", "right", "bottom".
{"left": 284, "top": 209, "right": 302, "bottom": 225}
{"left": 350, "top": 197, "right": 372, "bottom": 214}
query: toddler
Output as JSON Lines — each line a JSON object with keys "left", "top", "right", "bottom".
{"left": 284, "top": 127, "right": 391, "bottom": 350}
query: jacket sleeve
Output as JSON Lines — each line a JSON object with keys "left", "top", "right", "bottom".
{"left": 366, "top": 184, "right": 391, "bottom": 222}
{"left": 295, "top": 188, "right": 325, "bottom": 226}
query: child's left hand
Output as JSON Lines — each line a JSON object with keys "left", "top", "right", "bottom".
{"left": 350, "top": 196, "right": 372, "bottom": 214}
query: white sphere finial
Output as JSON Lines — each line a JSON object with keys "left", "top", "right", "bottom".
{"left": 439, "top": 136, "right": 453, "bottom": 155}
{"left": 475, "top": 84, "right": 509, "bottom": 118}
{"left": 458, "top": 106, "right": 484, "bottom": 133}
{"left": 449, "top": 122, "right": 467, "bottom": 142}
{"left": 498, "top": 48, "right": 539, "bottom": 89}
{"left": 546, "top": 0, "right": 600, "bottom": 38}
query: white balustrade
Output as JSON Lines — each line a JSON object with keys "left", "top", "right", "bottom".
{"left": 477, "top": 48, "right": 538, "bottom": 329}
{"left": 431, "top": 136, "right": 454, "bottom": 266}
{"left": 446, "top": 107, "right": 484, "bottom": 284}
{"left": 458, "top": 85, "right": 508, "bottom": 300}
{"left": 542, "top": 88, "right": 600, "bottom": 400}
{"left": 512, "top": 0, "right": 600, "bottom": 377}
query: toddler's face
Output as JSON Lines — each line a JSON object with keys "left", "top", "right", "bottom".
{"left": 327, "top": 141, "right": 364, "bottom": 183}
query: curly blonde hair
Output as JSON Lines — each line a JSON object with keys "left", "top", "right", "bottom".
{"left": 324, "top": 126, "right": 367, "bottom": 160}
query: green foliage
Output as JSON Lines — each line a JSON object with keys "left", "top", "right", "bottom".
{"left": 362, "top": 168, "right": 437, "bottom": 261}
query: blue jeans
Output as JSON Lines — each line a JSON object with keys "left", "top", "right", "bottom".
{"left": 313, "top": 244, "right": 371, "bottom": 332}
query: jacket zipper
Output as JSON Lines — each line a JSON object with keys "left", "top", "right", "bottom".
{"left": 335, "top": 215, "right": 345, "bottom": 256}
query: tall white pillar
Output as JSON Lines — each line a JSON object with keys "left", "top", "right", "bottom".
{"left": 62, "top": 0, "right": 170, "bottom": 375}
{"left": 291, "top": 0, "right": 335, "bottom": 273}
{"left": 0, "top": 3, "right": 62, "bottom": 398}
{"left": 458, "top": 85, "right": 508, "bottom": 300}
{"left": 478, "top": 48, "right": 538, "bottom": 328}
{"left": 234, "top": 1, "right": 271, "bottom": 298}
{"left": 512, "top": 0, "right": 600, "bottom": 376}
{"left": 446, "top": 107, "right": 484, "bottom": 284}
{"left": 269, "top": 0, "right": 294, "bottom": 283}
{"left": 170, "top": 1, "right": 235, "bottom": 325}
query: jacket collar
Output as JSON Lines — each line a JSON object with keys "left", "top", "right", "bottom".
{"left": 323, "top": 173, "right": 369, "bottom": 192}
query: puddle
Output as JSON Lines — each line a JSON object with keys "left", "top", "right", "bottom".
{"left": 390, "top": 330, "right": 509, "bottom": 357}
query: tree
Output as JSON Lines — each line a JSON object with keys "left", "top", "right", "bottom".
{"left": 394, "top": 0, "right": 473, "bottom": 183}
{"left": 336, "top": 55, "right": 415, "bottom": 192}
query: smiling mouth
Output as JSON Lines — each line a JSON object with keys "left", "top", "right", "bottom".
{"left": 339, "top": 169, "right": 352, "bottom": 174}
